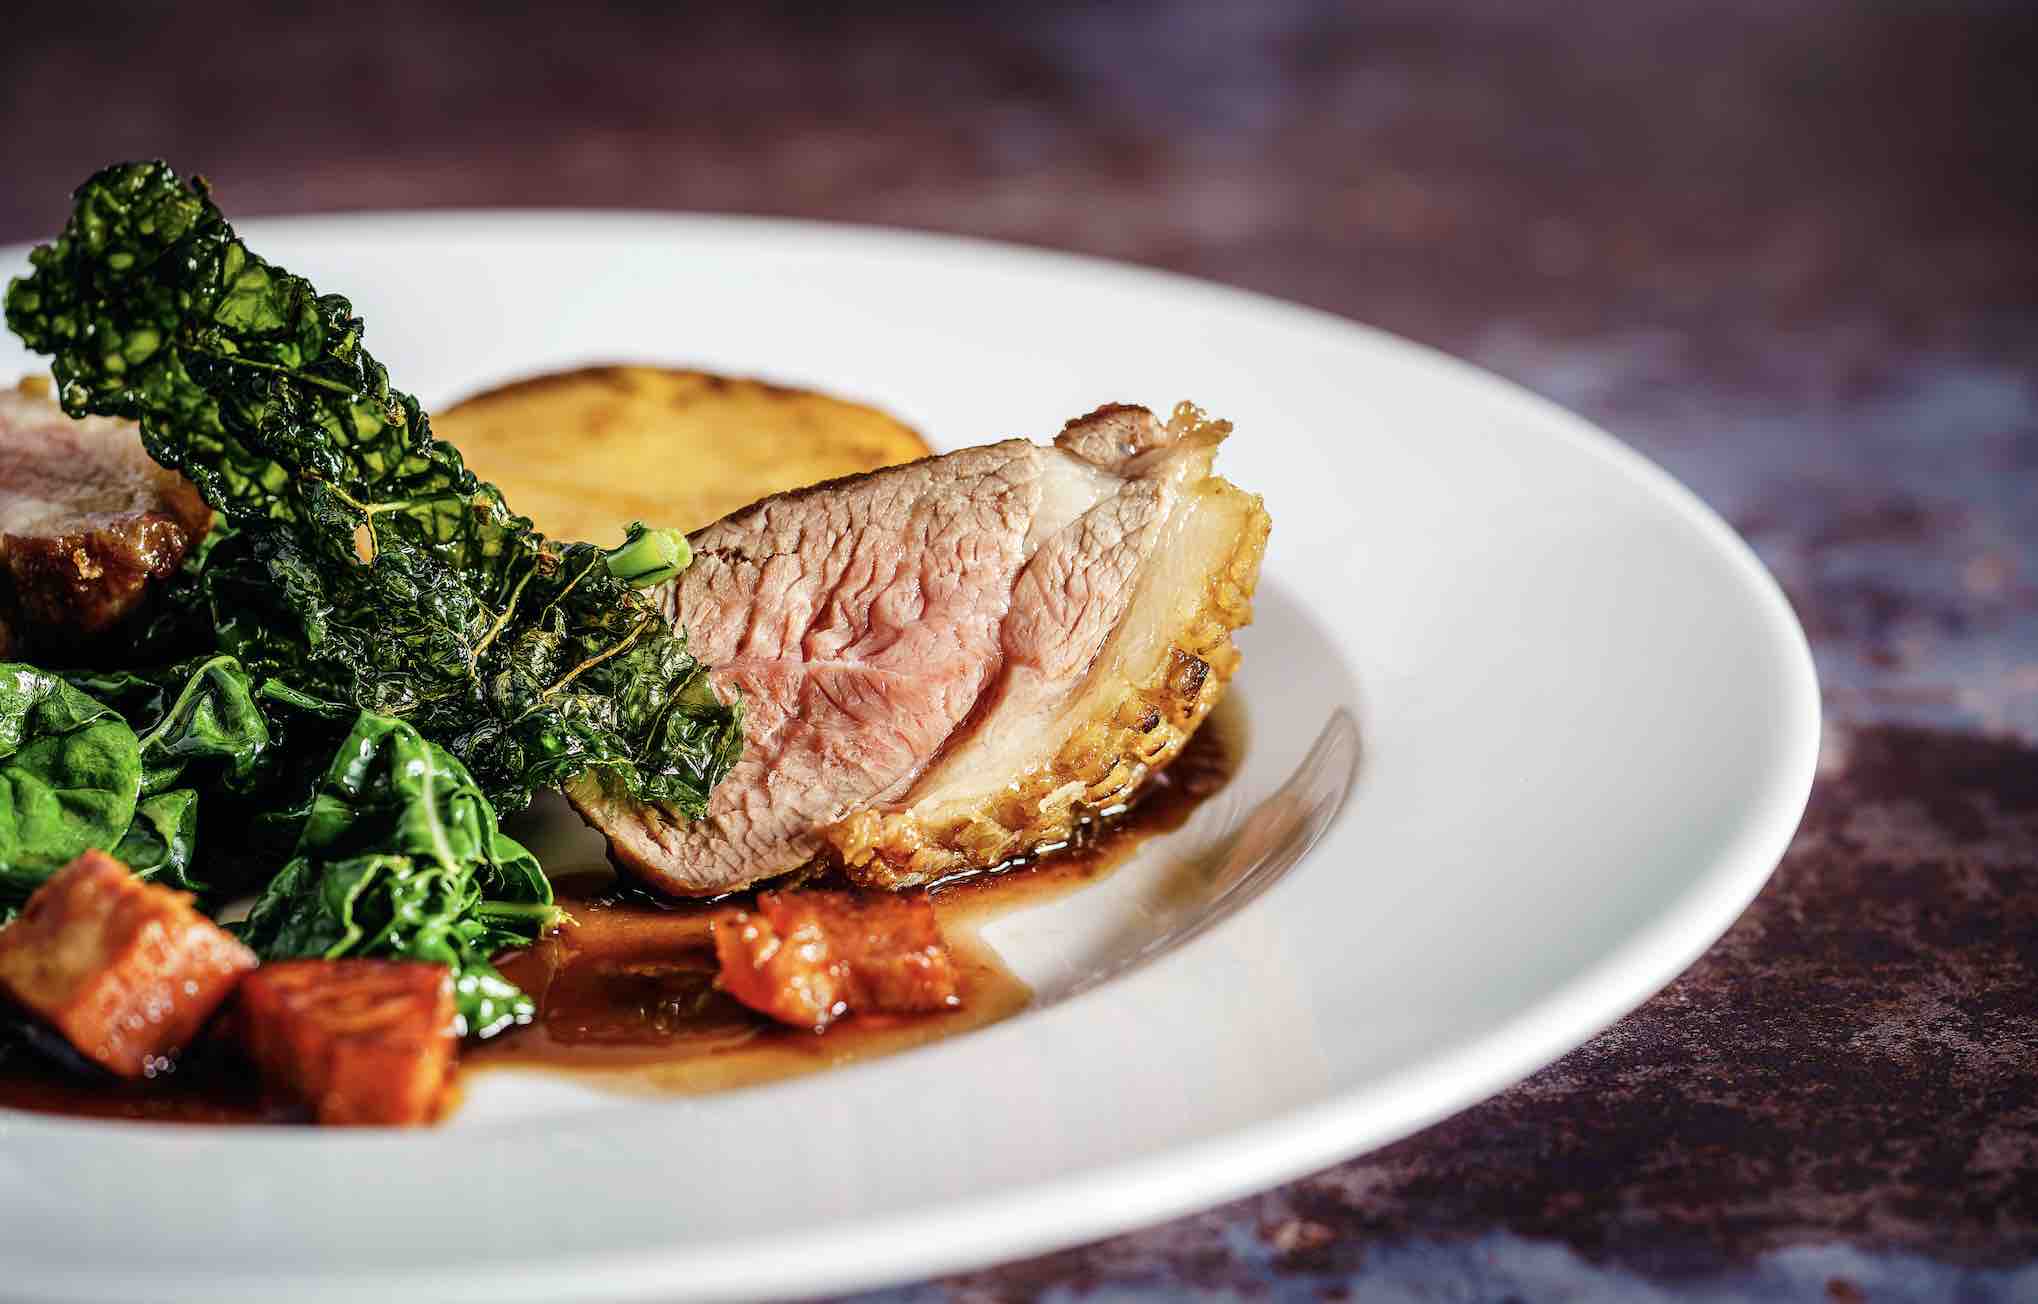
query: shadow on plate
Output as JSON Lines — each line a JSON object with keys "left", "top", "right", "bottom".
{"left": 987, "top": 577, "right": 1365, "bottom": 1006}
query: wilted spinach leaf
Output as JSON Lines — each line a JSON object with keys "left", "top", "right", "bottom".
{"left": 60, "top": 654, "right": 295, "bottom": 897}
{"left": 0, "top": 664, "right": 142, "bottom": 903}
{"left": 74, "top": 654, "right": 361, "bottom": 880}
{"left": 136, "top": 655, "right": 270, "bottom": 796}
{"left": 74, "top": 653, "right": 273, "bottom": 797}
{"left": 238, "top": 711, "right": 562, "bottom": 1037}
{"left": 111, "top": 787, "right": 201, "bottom": 891}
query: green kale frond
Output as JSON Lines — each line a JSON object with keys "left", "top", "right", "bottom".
{"left": 6, "top": 161, "right": 742, "bottom": 814}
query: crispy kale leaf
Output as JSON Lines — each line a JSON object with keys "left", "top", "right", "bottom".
{"left": 238, "top": 711, "right": 560, "bottom": 1037}
{"left": 5, "top": 160, "right": 742, "bottom": 813}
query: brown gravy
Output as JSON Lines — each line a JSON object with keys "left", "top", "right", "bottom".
{"left": 0, "top": 703, "right": 1240, "bottom": 1123}
{"left": 0, "top": 1041, "right": 281, "bottom": 1125}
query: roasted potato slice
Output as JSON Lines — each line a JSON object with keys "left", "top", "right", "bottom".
{"left": 237, "top": 959, "right": 457, "bottom": 1126}
{"left": 433, "top": 365, "right": 931, "bottom": 544}
{"left": 0, "top": 850, "right": 256, "bottom": 1078}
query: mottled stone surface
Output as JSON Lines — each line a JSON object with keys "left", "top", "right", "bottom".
{"left": 3, "top": 1, "right": 2033, "bottom": 1297}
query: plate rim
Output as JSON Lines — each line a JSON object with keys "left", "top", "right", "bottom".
{"left": 0, "top": 209, "right": 1820, "bottom": 1302}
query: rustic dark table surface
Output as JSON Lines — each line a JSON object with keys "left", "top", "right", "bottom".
{"left": 5, "top": 2, "right": 2033, "bottom": 1299}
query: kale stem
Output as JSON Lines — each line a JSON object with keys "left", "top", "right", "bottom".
{"left": 475, "top": 900, "right": 566, "bottom": 927}
{"left": 358, "top": 491, "right": 472, "bottom": 517}
{"left": 529, "top": 617, "right": 653, "bottom": 707}
{"left": 604, "top": 524, "right": 692, "bottom": 588}
{"left": 184, "top": 347, "right": 357, "bottom": 395}
{"left": 319, "top": 479, "right": 371, "bottom": 514}
{"left": 321, "top": 480, "right": 472, "bottom": 519}
{"left": 470, "top": 563, "right": 535, "bottom": 665}
{"left": 536, "top": 553, "right": 599, "bottom": 623}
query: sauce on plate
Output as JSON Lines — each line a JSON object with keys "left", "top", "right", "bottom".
{"left": 0, "top": 704, "right": 1240, "bottom": 1122}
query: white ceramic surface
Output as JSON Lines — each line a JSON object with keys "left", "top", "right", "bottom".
{"left": 0, "top": 214, "right": 1818, "bottom": 1302}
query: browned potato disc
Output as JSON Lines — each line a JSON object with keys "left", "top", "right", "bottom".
{"left": 432, "top": 365, "right": 931, "bottom": 544}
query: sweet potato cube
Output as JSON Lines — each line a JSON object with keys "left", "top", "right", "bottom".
{"left": 0, "top": 849, "right": 256, "bottom": 1078}
{"left": 714, "top": 890, "right": 959, "bottom": 1030}
{"left": 236, "top": 959, "right": 456, "bottom": 1126}
{"left": 715, "top": 899, "right": 845, "bottom": 1029}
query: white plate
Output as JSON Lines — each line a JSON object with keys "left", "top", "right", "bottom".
{"left": 0, "top": 214, "right": 1817, "bottom": 1302}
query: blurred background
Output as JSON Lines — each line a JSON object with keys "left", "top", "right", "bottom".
{"left": 5, "top": 1, "right": 2032, "bottom": 741}
{"left": 5, "top": 1, "right": 2034, "bottom": 1298}
{"left": 8, "top": 1, "right": 2031, "bottom": 347}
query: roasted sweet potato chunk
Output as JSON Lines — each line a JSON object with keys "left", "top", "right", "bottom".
{"left": 236, "top": 959, "right": 457, "bottom": 1126}
{"left": 714, "top": 890, "right": 960, "bottom": 1030}
{"left": 0, "top": 850, "right": 256, "bottom": 1078}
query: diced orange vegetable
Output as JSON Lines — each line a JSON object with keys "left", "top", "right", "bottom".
{"left": 236, "top": 959, "right": 457, "bottom": 1126}
{"left": 714, "top": 890, "right": 959, "bottom": 1030}
{"left": 0, "top": 850, "right": 256, "bottom": 1078}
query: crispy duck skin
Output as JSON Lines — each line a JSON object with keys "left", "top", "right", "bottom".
{"left": 0, "top": 850, "right": 256, "bottom": 1078}
{"left": 714, "top": 890, "right": 959, "bottom": 1029}
{"left": 236, "top": 959, "right": 458, "bottom": 1126}
{"left": 0, "top": 379, "right": 211, "bottom": 661}
{"left": 571, "top": 401, "right": 1267, "bottom": 896}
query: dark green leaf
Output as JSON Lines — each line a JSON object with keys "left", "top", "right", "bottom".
{"left": 238, "top": 711, "right": 561, "bottom": 1037}
{"left": 63, "top": 654, "right": 295, "bottom": 898}
{"left": 111, "top": 653, "right": 272, "bottom": 796}
{"left": 112, "top": 788, "right": 201, "bottom": 891}
{"left": 5, "top": 160, "right": 742, "bottom": 814}
{"left": 0, "top": 664, "right": 142, "bottom": 900}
